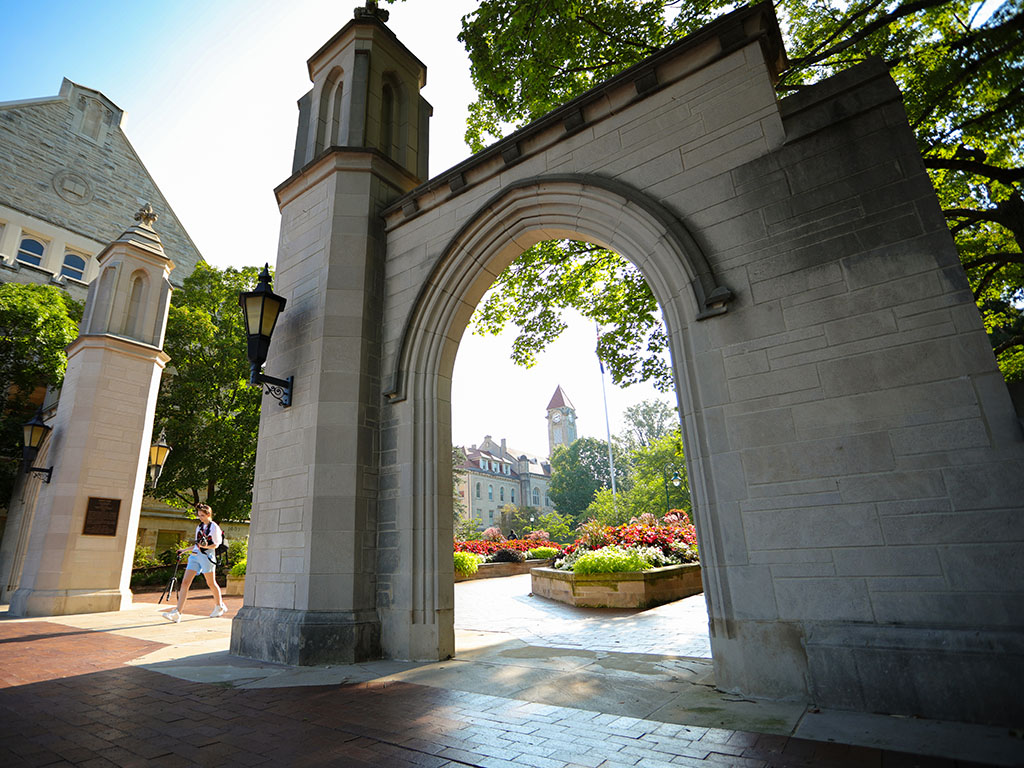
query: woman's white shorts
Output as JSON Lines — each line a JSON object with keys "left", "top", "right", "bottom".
{"left": 186, "top": 552, "right": 216, "bottom": 574}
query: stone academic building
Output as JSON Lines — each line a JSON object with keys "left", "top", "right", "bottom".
{"left": 0, "top": 78, "right": 228, "bottom": 591}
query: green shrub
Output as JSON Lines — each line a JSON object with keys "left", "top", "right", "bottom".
{"left": 490, "top": 548, "right": 525, "bottom": 564}
{"left": 572, "top": 546, "right": 651, "bottom": 575}
{"left": 526, "top": 546, "right": 558, "bottom": 560}
{"left": 133, "top": 545, "right": 159, "bottom": 569}
{"left": 158, "top": 540, "right": 191, "bottom": 565}
{"left": 226, "top": 537, "right": 248, "bottom": 569}
{"left": 230, "top": 559, "right": 247, "bottom": 577}
{"left": 454, "top": 551, "right": 479, "bottom": 577}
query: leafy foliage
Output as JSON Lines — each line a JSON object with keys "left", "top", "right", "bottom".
{"left": 453, "top": 445, "right": 468, "bottom": 523}
{"left": 554, "top": 515, "right": 699, "bottom": 571}
{"left": 133, "top": 545, "right": 159, "bottom": 569}
{"left": 526, "top": 546, "right": 559, "bottom": 559}
{"left": 534, "top": 511, "right": 574, "bottom": 543}
{"left": 619, "top": 398, "right": 676, "bottom": 451}
{"left": 490, "top": 547, "right": 526, "bottom": 563}
{"left": 473, "top": 241, "right": 672, "bottom": 390}
{"left": 454, "top": 550, "right": 481, "bottom": 576}
{"left": 571, "top": 545, "right": 651, "bottom": 574}
{"left": 547, "top": 436, "right": 631, "bottom": 521}
{"left": 0, "top": 283, "right": 81, "bottom": 505}
{"left": 152, "top": 263, "right": 263, "bottom": 521}
{"left": 445, "top": 0, "right": 1024, "bottom": 382}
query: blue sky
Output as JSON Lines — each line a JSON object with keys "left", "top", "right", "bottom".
{"left": 0, "top": 0, "right": 669, "bottom": 455}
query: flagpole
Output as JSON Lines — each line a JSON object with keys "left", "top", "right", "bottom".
{"left": 596, "top": 325, "right": 617, "bottom": 500}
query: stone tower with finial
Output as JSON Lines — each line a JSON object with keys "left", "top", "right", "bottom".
{"left": 230, "top": 2, "right": 432, "bottom": 666}
{"left": 8, "top": 204, "right": 174, "bottom": 617}
{"left": 546, "top": 385, "right": 578, "bottom": 456}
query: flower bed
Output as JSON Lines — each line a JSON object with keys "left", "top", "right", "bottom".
{"left": 532, "top": 563, "right": 702, "bottom": 608}
{"left": 454, "top": 538, "right": 561, "bottom": 556}
{"left": 533, "top": 514, "right": 702, "bottom": 608}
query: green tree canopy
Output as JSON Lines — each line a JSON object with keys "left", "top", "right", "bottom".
{"left": 619, "top": 398, "right": 676, "bottom": 451}
{"left": 152, "top": 263, "right": 263, "bottom": 521}
{"left": 0, "top": 283, "right": 81, "bottom": 504}
{"left": 548, "top": 436, "right": 630, "bottom": 520}
{"left": 439, "top": 0, "right": 1024, "bottom": 382}
{"left": 585, "top": 429, "right": 690, "bottom": 526}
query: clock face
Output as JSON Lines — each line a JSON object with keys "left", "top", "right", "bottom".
{"left": 552, "top": 413, "right": 562, "bottom": 423}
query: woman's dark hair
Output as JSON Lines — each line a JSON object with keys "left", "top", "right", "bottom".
{"left": 194, "top": 503, "right": 212, "bottom": 516}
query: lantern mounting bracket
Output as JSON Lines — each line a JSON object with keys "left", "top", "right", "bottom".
{"left": 27, "top": 465, "right": 52, "bottom": 484}
{"left": 251, "top": 366, "right": 293, "bottom": 408}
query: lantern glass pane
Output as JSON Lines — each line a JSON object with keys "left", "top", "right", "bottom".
{"left": 24, "top": 423, "right": 44, "bottom": 449}
{"left": 243, "top": 295, "right": 264, "bottom": 337}
{"left": 259, "top": 299, "right": 280, "bottom": 336}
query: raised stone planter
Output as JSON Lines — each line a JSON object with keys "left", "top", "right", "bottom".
{"left": 531, "top": 563, "right": 702, "bottom": 609}
{"left": 455, "top": 558, "right": 553, "bottom": 582}
{"left": 225, "top": 574, "right": 245, "bottom": 596}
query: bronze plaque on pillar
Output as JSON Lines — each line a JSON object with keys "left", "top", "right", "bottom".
{"left": 83, "top": 497, "right": 121, "bottom": 536}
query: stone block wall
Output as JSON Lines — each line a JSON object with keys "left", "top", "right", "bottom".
{"left": 0, "top": 81, "right": 202, "bottom": 285}
{"left": 377, "top": 7, "right": 1022, "bottom": 723}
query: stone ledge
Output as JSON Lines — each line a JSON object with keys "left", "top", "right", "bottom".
{"left": 455, "top": 558, "right": 553, "bottom": 582}
{"left": 531, "top": 563, "right": 703, "bottom": 609}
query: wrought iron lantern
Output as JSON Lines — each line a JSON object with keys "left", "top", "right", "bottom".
{"left": 148, "top": 434, "right": 172, "bottom": 487}
{"left": 239, "top": 264, "right": 293, "bottom": 407}
{"left": 22, "top": 409, "right": 53, "bottom": 484}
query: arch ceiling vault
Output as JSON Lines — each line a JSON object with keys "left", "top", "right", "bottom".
{"left": 231, "top": 2, "right": 1024, "bottom": 728}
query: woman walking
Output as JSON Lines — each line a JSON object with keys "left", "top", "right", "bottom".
{"left": 161, "top": 503, "right": 228, "bottom": 622}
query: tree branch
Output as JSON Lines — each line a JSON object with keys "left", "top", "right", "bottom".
{"left": 785, "top": 0, "right": 951, "bottom": 72}
{"left": 974, "top": 263, "right": 1004, "bottom": 299}
{"left": 961, "top": 252, "right": 1024, "bottom": 270}
{"left": 994, "top": 334, "right": 1024, "bottom": 355}
{"left": 925, "top": 157, "right": 1024, "bottom": 185}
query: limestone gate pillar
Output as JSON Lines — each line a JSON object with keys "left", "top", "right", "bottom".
{"left": 230, "top": 5, "right": 431, "bottom": 664}
{"left": 9, "top": 206, "right": 172, "bottom": 616}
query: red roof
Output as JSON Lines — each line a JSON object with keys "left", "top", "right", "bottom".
{"left": 546, "top": 385, "right": 574, "bottom": 411}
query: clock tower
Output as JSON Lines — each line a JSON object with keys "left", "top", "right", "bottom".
{"left": 546, "top": 385, "right": 577, "bottom": 457}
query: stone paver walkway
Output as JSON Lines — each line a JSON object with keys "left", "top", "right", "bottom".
{"left": 0, "top": 577, "right": 1017, "bottom": 767}
{"left": 455, "top": 574, "right": 712, "bottom": 658}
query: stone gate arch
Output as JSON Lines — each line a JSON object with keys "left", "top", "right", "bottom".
{"left": 381, "top": 173, "right": 734, "bottom": 661}
{"left": 231, "top": 3, "right": 1023, "bottom": 727}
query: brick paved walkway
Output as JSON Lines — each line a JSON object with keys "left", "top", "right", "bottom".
{"left": 0, "top": 616, "right": 1006, "bottom": 767}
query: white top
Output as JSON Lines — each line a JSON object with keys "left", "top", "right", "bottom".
{"left": 192, "top": 521, "right": 223, "bottom": 558}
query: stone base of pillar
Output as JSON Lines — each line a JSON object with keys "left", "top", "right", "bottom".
{"left": 230, "top": 606, "right": 381, "bottom": 665}
{"left": 8, "top": 587, "right": 129, "bottom": 617}
{"left": 379, "top": 608, "right": 455, "bottom": 661}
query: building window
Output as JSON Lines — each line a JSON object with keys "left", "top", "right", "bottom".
{"left": 475, "top": 482, "right": 480, "bottom": 498}
{"left": 17, "top": 237, "right": 45, "bottom": 266}
{"left": 533, "top": 488, "right": 540, "bottom": 506}
{"left": 488, "top": 485, "right": 493, "bottom": 501}
{"left": 499, "top": 487, "right": 504, "bottom": 502}
{"left": 488, "top": 510, "right": 494, "bottom": 521}
{"left": 480, "top": 459, "right": 487, "bottom": 470}
{"left": 545, "top": 495, "right": 551, "bottom": 507}
{"left": 61, "top": 252, "right": 86, "bottom": 281}
{"left": 511, "top": 488, "right": 515, "bottom": 503}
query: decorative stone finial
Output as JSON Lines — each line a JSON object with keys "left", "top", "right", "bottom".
{"left": 134, "top": 203, "right": 158, "bottom": 228}
{"left": 354, "top": 0, "right": 389, "bottom": 21}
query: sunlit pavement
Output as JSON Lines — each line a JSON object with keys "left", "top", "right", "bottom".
{"left": 0, "top": 577, "right": 1018, "bottom": 766}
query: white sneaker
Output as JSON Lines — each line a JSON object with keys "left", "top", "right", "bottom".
{"left": 209, "top": 603, "right": 227, "bottom": 618}
{"left": 161, "top": 609, "right": 181, "bottom": 623}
